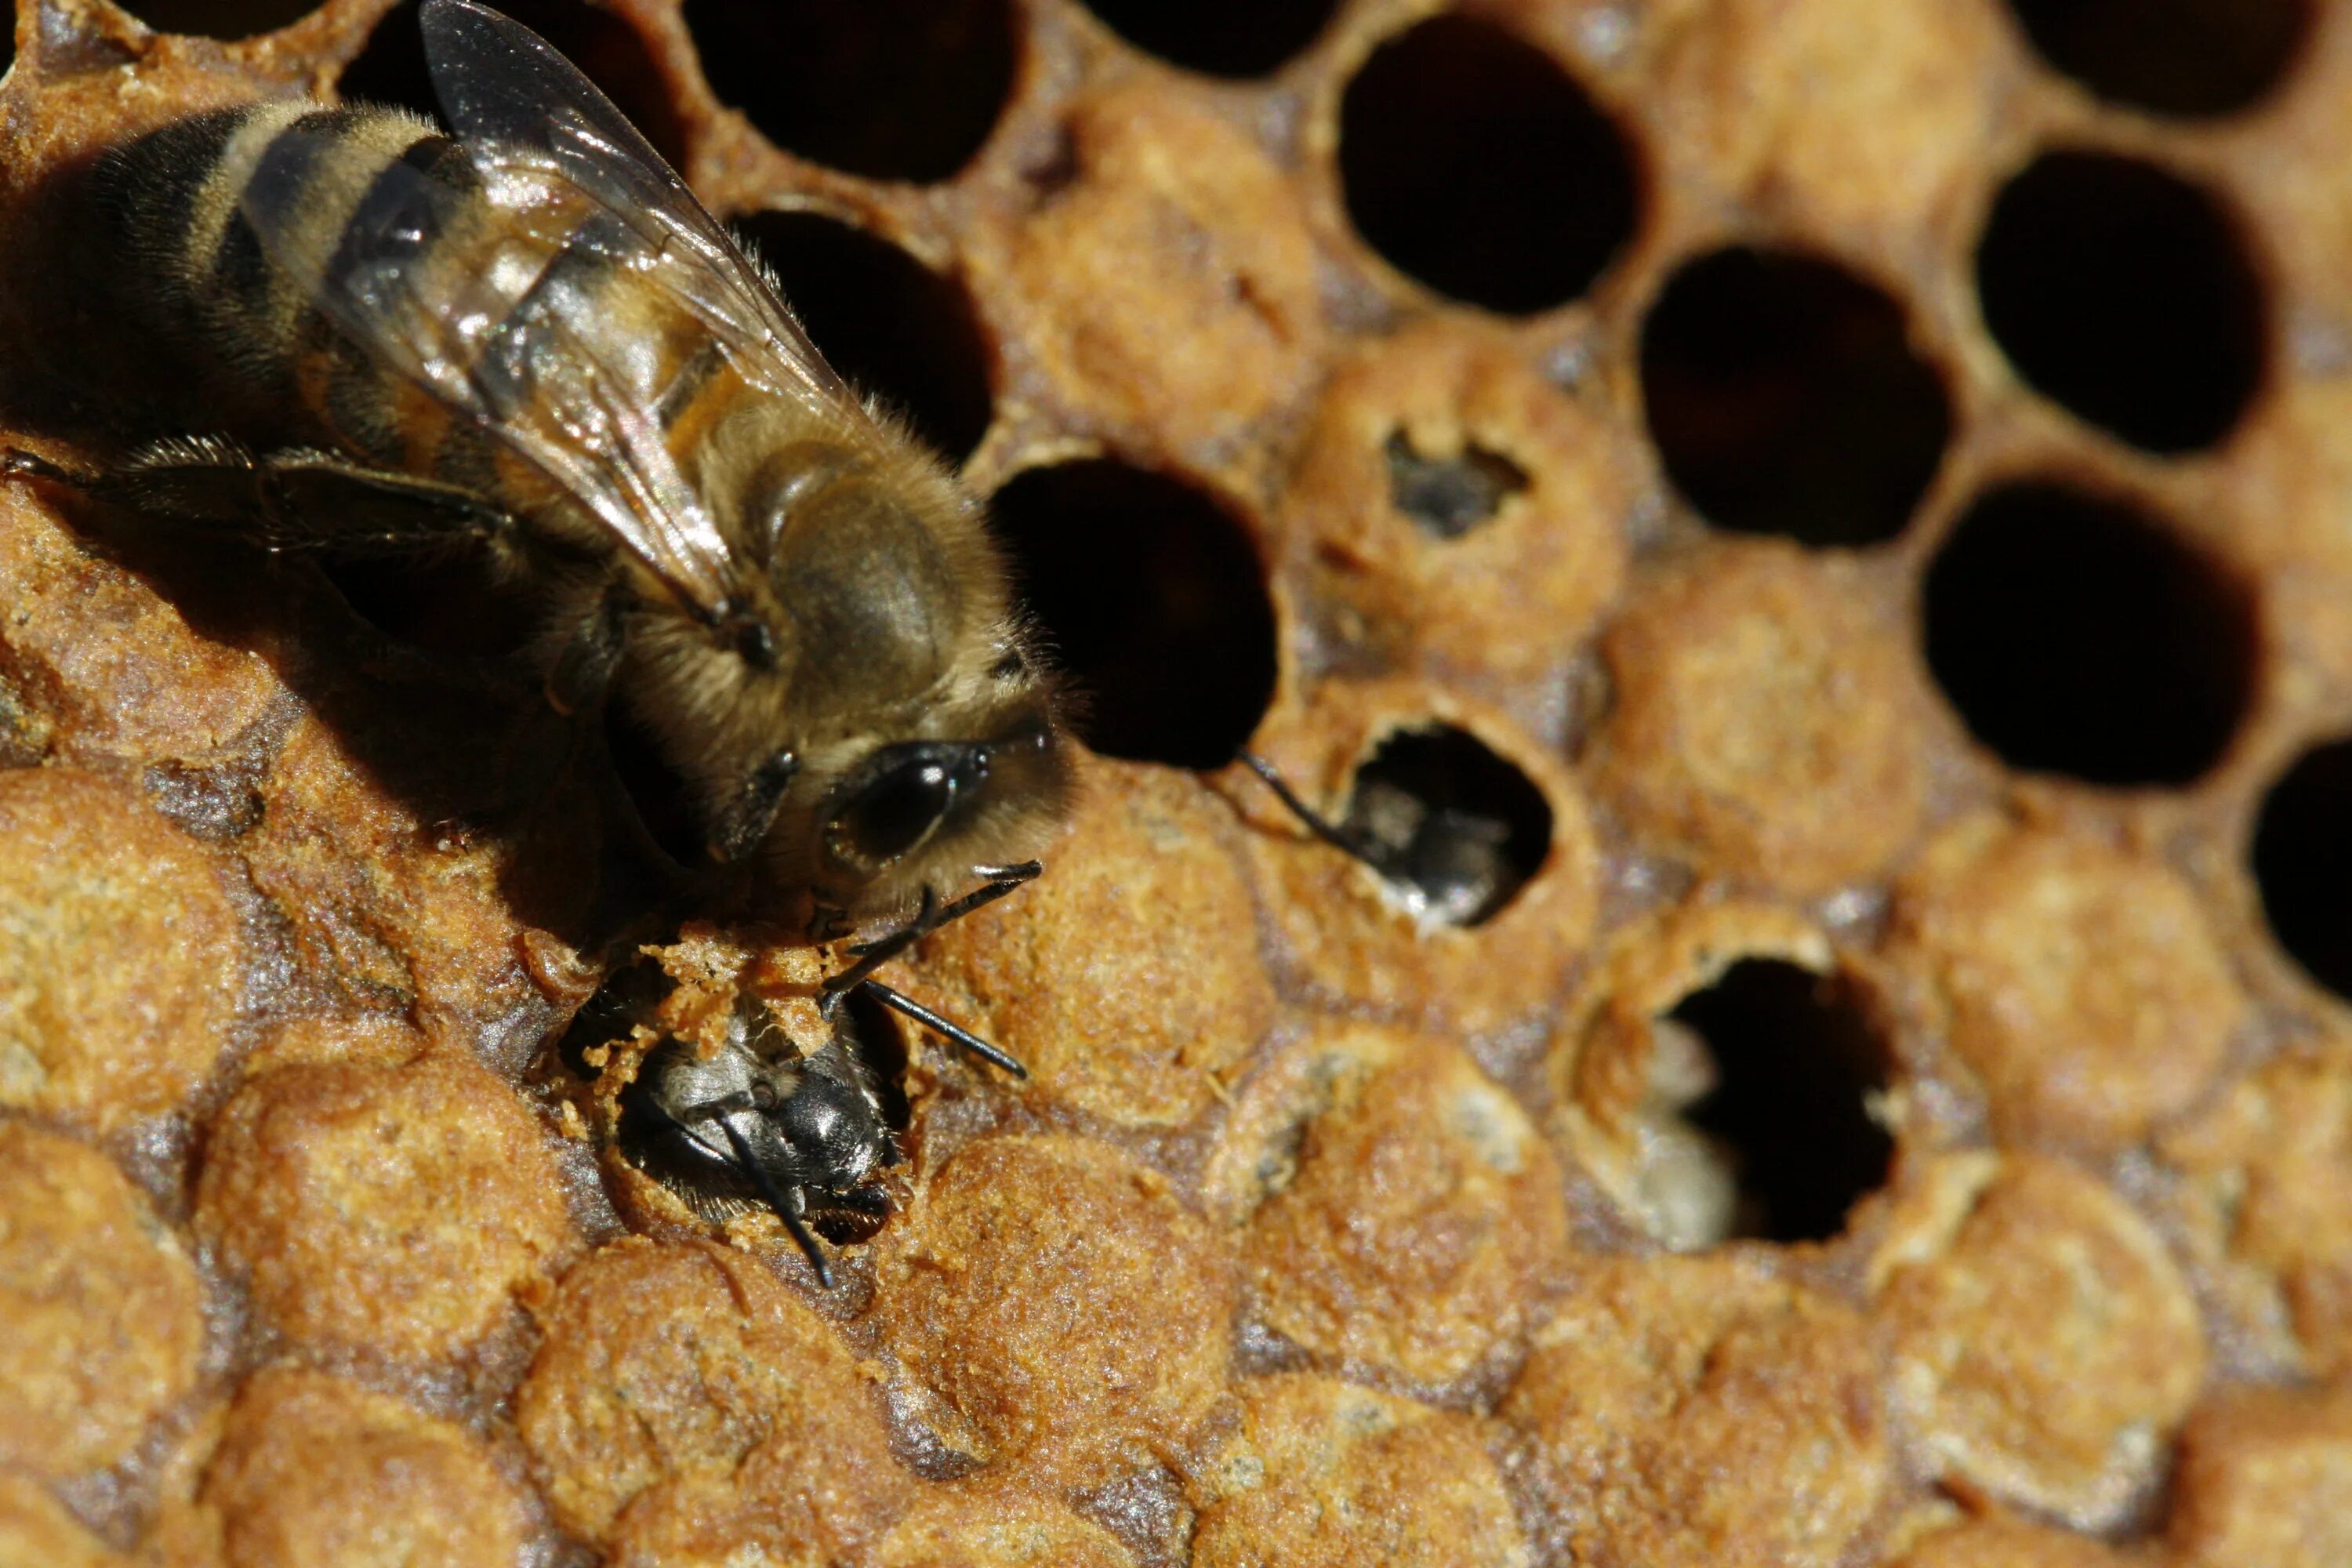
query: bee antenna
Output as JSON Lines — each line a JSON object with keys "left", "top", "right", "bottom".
{"left": 716, "top": 1116, "right": 833, "bottom": 1288}
{"left": 1236, "top": 751, "right": 1380, "bottom": 870}
{"left": 858, "top": 979, "right": 1027, "bottom": 1076}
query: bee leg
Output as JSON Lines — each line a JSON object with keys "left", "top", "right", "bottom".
{"left": 706, "top": 747, "right": 801, "bottom": 864}
{"left": 817, "top": 886, "right": 941, "bottom": 1009}
{"left": 820, "top": 862, "right": 1047, "bottom": 998}
{"left": 815, "top": 865, "right": 1043, "bottom": 1076}
{"left": 544, "top": 581, "right": 630, "bottom": 717}
{"left": 10, "top": 437, "right": 519, "bottom": 554}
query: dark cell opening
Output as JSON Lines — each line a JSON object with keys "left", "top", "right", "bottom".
{"left": 341, "top": 0, "right": 688, "bottom": 169}
{"left": 118, "top": 0, "right": 312, "bottom": 38}
{"left": 1976, "top": 150, "right": 2267, "bottom": 454}
{"left": 1340, "top": 725, "right": 1551, "bottom": 927}
{"left": 683, "top": 0, "right": 1014, "bottom": 183}
{"left": 1922, "top": 481, "right": 2255, "bottom": 786}
{"left": 1078, "top": 0, "right": 1338, "bottom": 78}
{"left": 2006, "top": 0, "right": 2312, "bottom": 118}
{"left": 734, "top": 211, "right": 993, "bottom": 463}
{"left": 1671, "top": 960, "right": 1893, "bottom": 1244}
{"left": 1338, "top": 14, "right": 1639, "bottom": 314}
{"left": 2252, "top": 739, "right": 2352, "bottom": 1001}
{"left": 988, "top": 459, "right": 1276, "bottom": 769}
{"left": 1642, "top": 245, "right": 1953, "bottom": 547}
{"left": 1385, "top": 430, "right": 1528, "bottom": 541}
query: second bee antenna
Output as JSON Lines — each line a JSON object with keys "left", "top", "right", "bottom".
{"left": 1237, "top": 750, "right": 1378, "bottom": 869}
{"left": 716, "top": 1116, "right": 833, "bottom": 1288}
{"left": 859, "top": 980, "right": 1027, "bottom": 1077}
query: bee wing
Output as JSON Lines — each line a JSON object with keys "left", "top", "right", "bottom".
{"left": 236, "top": 124, "right": 745, "bottom": 622}
{"left": 419, "top": 0, "right": 856, "bottom": 416}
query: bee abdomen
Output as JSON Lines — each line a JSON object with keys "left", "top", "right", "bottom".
{"left": 93, "top": 100, "right": 473, "bottom": 464}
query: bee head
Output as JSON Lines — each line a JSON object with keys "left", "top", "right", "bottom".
{"left": 800, "top": 665, "right": 1073, "bottom": 918}
{"left": 619, "top": 1004, "right": 896, "bottom": 1282}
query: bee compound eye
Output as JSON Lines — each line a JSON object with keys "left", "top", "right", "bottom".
{"left": 778, "top": 1073, "right": 884, "bottom": 1188}
{"left": 826, "top": 745, "right": 982, "bottom": 870}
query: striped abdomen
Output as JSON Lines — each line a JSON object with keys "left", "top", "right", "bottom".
{"left": 93, "top": 100, "right": 731, "bottom": 522}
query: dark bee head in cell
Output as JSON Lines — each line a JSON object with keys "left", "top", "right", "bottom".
{"left": 615, "top": 989, "right": 899, "bottom": 1284}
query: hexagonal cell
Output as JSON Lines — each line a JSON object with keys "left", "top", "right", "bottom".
{"left": 1559, "top": 902, "right": 1899, "bottom": 1252}
{"left": 1338, "top": 14, "right": 1640, "bottom": 314}
{"left": 1314, "top": 723, "right": 1553, "bottom": 929}
{"left": 1893, "top": 815, "right": 2242, "bottom": 1153}
{"left": 1239, "top": 678, "right": 1600, "bottom": 1040}
{"left": 899, "top": 756, "right": 1273, "bottom": 1130}
{"left": 1383, "top": 433, "right": 1526, "bottom": 541}
{"left": 1504, "top": 1254, "right": 1889, "bottom": 1568}
{"left": 117, "top": 0, "right": 313, "bottom": 38}
{"left": 1871, "top": 1154, "right": 2207, "bottom": 1526}
{"left": 988, "top": 458, "right": 1276, "bottom": 768}
{"left": 1079, "top": 0, "right": 1337, "bottom": 78}
{"left": 1641, "top": 245, "right": 1952, "bottom": 547}
{"left": 684, "top": 0, "right": 1014, "bottom": 182}
{"left": 2005, "top": 0, "right": 2314, "bottom": 118}
{"left": 1922, "top": 481, "right": 2255, "bottom": 786}
{"left": 2254, "top": 736, "right": 2352, "bottom": 1000}
{"left": 1976, "top": 149, "right": 2267, "bottom": 454}
{"left": 735, "top": 211, "right": 993, "bottom": 463}
{"left": 2168, "top": 1384, "right": 2352, "bottom": 1566}
{"left": 340, "top": 0, "right": 688, "bottom": 169}
{"left": 1667, "top": 959, "right": 1895, "bottom": 1244}
{"left": 1598, "top": 542, "right": 1932, "bottom": 894}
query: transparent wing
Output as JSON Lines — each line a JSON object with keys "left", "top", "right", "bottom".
{"left": 419, "top": 0, "right": 856, "bottom": 414}
{"left": 238, "top": 122, "right": 741, "bottom": 619}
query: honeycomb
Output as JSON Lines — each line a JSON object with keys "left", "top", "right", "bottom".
{"left": 3, "top": 0, "right": 2352, "bottom": 1563}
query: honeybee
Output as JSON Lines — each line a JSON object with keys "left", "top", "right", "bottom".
{"left": 563, "top": 956, "right": 901, "bottom": 1285}
{"left": 11, "top": 0, "right": 1073, "bottom": 989}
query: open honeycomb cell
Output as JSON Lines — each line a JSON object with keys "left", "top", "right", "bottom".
{"left": 2, "top": 0, "right": 2351, "bottom": 1562}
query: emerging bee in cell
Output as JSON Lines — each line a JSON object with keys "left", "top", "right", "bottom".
{"left": 600, "top": 979, "right": 898, "bottom": 1287}
{"left": 7, "top": 0, "right": 1073, "bottom": 1051}
{"left": 567, "top": 946, "right": 1019, "bottom": 1283}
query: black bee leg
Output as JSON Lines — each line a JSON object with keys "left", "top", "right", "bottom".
{"left": 7, "top": 437, "right": 517, "bottom": 554}
{"left": 818, "top": 859, "right": 1044, "bottom": 1011}
{"left": 836, "top": 861, "right": 1044, "bottom": 967}
{"left": 545, "top": 582, "right": 629, "bottom": 718}
{"left": 815, "top": 866, "right": 1042, "bottom": 1076}
{"left": 818, "top": 888, "right": 939, "bottom": 1019}
{"left": 913, "top": 860, "right": 1045, "bottom": 933}
{"left": 2, "top": 448, "right": 81, "bottom": 485}
{"left": 716, "top": 1115, "right": 833, "bottom": 1288}
{"left": 1236, "top": 751, "right": 1382, "bottom": 869}
{"left": 858, "top": 980, "right": 1027, "bottom": 1076}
